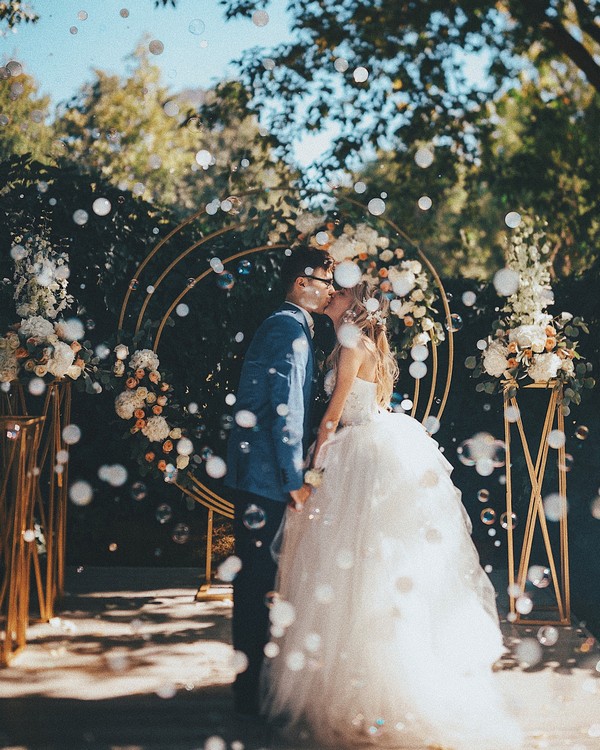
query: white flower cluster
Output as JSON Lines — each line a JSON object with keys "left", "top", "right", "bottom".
{"left": 326, "top": 222, "right": 390, "bottom": 262}
{"left": 0, "top": 333, "right": 19, "bottom": 382}
{"left": 142, "top": 415, "right": 170, "bottom": 442}
{"left": 502, "top": 225, "right": 553, "bottom": 329}
{"left": 129, "top": 349, "right": 160, "bottom": 372}
{"left": 115, "top": 388, "right": 148, "bottom": 419}
{"left": 13, "top": 235, "right": 74, "bottom": 320}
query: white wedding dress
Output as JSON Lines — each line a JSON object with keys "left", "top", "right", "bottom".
{"left": 262, "top": 377, "right": 523, "bottom": 749}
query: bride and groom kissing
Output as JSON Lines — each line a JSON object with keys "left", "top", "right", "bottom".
{"left": 225, "top": 244, "right": 523, "bottom": 749}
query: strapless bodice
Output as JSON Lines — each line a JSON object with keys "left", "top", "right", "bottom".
{"left": 340, "top": 377, "right": 380, "bottom": 426}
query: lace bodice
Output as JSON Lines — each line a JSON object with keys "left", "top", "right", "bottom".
{"left": 341, "top": 377, "right": 379, "bottom": 425}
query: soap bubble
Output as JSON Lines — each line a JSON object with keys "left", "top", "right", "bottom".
{"left": 62, "top": 424, "right": 81, "bottom": 445}
{"left": 462, "top": 291, "right": 477, "bottom": 307}
{"left": 353, "top": 180, "right": 366, "bottom": 193}
{"left": 408, "top": 361, "right": 427, "bottom": 379}
{"left": 477, "top": 489, "right": 490, "bottom": 502}
{"left": 414, "top": 148, "right": 434, "bottom": 168}
{"left": 410, "top": 345, "right": 429, "bottom": 362}
{"left": 243, "top": 503, "right": 266, "bottom": 530}
{"left": 216, "top": 273, "right": 235, "bottom": 290}
{"left": 28, "top": 378, "right": 46, "bottom": 396}
{"left": 445, "top": 313, "right": 463, "bottom": 332}
{"left": 504, "top": 405, "right": 520, "bottom": 423}
{"left": 217, "top": 555, "right": 242, "bottom": 582}
{"left": 334, "top": 57, "right": 349, "bottom": 73}
{"left": 500, "top": 511, "right": 517, "bottom": 529}
{"left": 543, "top": 493, "right": 568, "bottom": 521}
{"left": 367, "top": 198, "right": 385, "bottom": 216}
{"left": 92, "top": 197, "right": 111, "bottom": 216}
{"left": 547, "top": 429, "right": 566, "bottom": 449}
{"left": 73, "top": 209, "right": 89, "bottom": 225}
{"left": 417, "top": 195, "right": 432, "bottom": 211}
{"left": 480, "top": 508, "right": 496, "bottom": 525}
{"left": 155, "top": 503, "right": 172, "bottom": 524}
{"left": 505, "top": 211, "right": 522, "bottom": 228}
{"left": 537, "top": 626, "right": 559, "bottom": 646}
{"left": 269, "top": 599, "right": 296, "bottom": 629}
{"left": 575, "top": 425, "right": 589, "bottom": 440}
{"left": 69, "top": 480, "right": 93, "bottom": 506}
{"left": 527, "top": 565, "right": 551, "bottom": 588}
{"left": 237, "top": 259, "right": 253, "bottom": 276}
{"left": 334, "top": 261, "right": 362, "bottom": 288}
{"left": 195, "top": 149, "right": 212, "bottom": 168}
{"left": 515, "top": 638, "right": 542, "bottom": 666}
{"left": 515, "top": 595, "right": 534, "bottom": 615}
{"left": 176, "top": 303, "right": 189, "bottom": 317}
{"left": 205, "top": 456, "right": 226, "bottom": 478}
{"left": 353, "top": 66, "right": 369, "bottom": 83}
{"left": 131, "top": 481, "right": 147, "bottom": 501}
{"left": 171, "top": 523, "right": 190, "bottom": 544}
{"left": 235, "top": 410, "right": 257, "bottom": 429}
{"left": 493, "top": 268, "right": 520, "bottom": 296}
{"left": 176, "top": 438, "right": 194, "bottom": 456}
{"left": 252, "top": 10, "right": 269, "bottom": 26}
{"left": 188, "top": 19, "right": 205, "bottom": 35}
{"left": 423, "top": 416, "right": 440, "bottom": 435}
{"left": 149, "top": 40, "right": 164, "bottom": 55}
{"left": 23, "top": 529, "right": 36, "bottom": 543}
{"left": 338, "top": 322, "right": 361, "bottom": 349}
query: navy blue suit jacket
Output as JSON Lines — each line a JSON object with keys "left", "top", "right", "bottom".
{"left": 225, "top": 302, "right": 316, "bottom": 503}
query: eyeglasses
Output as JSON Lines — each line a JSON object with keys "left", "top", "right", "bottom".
{"left": 302, "top": 275, "right": 335, "bottom": 289}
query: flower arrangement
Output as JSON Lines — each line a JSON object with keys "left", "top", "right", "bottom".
{"left": 112, "top": 345, "right": 190, "bottom": 482}
{"left": 295, "top": 213, "right": 444, "bottom": 353}
{"left": 473, "top": 220, "right": 594, "bottom": 409}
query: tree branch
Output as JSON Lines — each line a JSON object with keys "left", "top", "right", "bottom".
{"left": 541, "top": 18, "right": 600, "bottom": 91}
{"left": 571, "top": 0, "right": 600, "bottom": 48}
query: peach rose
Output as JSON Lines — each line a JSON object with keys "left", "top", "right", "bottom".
{"left": 507, "top": 357, "right": 518, "bottom": 368}
{"left": 404, "top": 316, "right": 414, "bottom": 327}
{"left": 135, "top": 368, "right": 145, "bottom": 380}
{"left": 135, "top": 419, "right": 146, "bottom": 429}
{"left": 157, "top": 395, "right": 167, "bottom": 406}
{"left": 70, "top": 341, "right": 82, "bottom": 353}
{"left": 160, "top": 383, "right": 169, "bottom": 392}
{"left": 545, "top": 325, "right": 556, "bottom": 336}
{"left": 152, "top": 405, "right": 163, "bottom": 415}
{"left": 126, "top": 377, "right": 137, "bottom": 389}
{"left": 16, "top": 347, "right": 28, "bottom": 359}
{"left": 545, "top": 337, "right": 557, "bottom": 351}
{"left": 162, "top": 440, "right": 173, "bottom": 453}
{"left": 507, "top": 342, "right": 518, "bottom": 354}
{"left": 134, "top": 409, "right": 145, "bottom": 420}
{"left": 149, "top": 371, "right": 160, "bottom": 384}
{"left": 145, "top": 451, "right": 155, "bottom": 462}
{"left": 157, "top": 460, "right": 167, "bottom": 472}
{"left": 378, "top": 268, "right": 388, "bottom": 278}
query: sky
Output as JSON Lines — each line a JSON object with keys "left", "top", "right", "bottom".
{"left": 0, "top": 0, "right": 335, "bottom": 164}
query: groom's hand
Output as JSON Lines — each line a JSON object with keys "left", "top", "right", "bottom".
{"left": 288, "top": 483, "right": 311, "bottom": 511}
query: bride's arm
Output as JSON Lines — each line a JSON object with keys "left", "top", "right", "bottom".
{"left": 311, "top": 343, "right": 364, "bottom": 468}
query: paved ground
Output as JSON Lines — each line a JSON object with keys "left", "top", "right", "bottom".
{"left": 1, "top": 567, "right": 600, "bottom": 750}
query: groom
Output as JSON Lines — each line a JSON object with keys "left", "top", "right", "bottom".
{"left": 225, "top": 244, "right": 335, "bottom": 716}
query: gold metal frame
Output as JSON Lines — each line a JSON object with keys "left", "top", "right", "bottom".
{"left": 0, "top": 416, "right": 45, "bottom": 666}
{"left": 116, "top": 188, "right": 455, "bottom": 598}
{"left": 1, "top": 380, "right": 72, "bottom": 620}
{"left": 503, "top": 381, "right": 570, "bottom": 625}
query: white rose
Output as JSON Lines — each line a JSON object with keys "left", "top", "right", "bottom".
{"left": 509, "top": 325, "right": 547, "bottom": 353}
{"left": 354, "top": 241, "right": 368, "bottom": 255}
{"left": 129, "top": 349, "right": 160, "bottom": 372}
{"left": 560, "top": 359, "right": 575, "bottom": 375}
{"left": 402, "top": 260, "right": 422, "bottom": 275}
{"left": 295, "top": 213, "right": 325, "bottom": 235}
{"left": 482, "top": 341, "right": 509, "bottom": 378}
{"left": 115, "top": 391, "right": 138, "bottom": 420}
{"left": 66, "top": 364, "right": 83, "bottom": 380}
{"left": 328, "top": 235, "right": 356, "bottom": 262}
{"left": 390, "top": 300, "right": 415, "bottom": 317}
{"left": 421, "top": 318, "right": 434, "bottom": 331}
{"left": 528, "top": 353, "right": 561, "bottom": 382}
{"left": 411, "top": 289, "right": 425, "bottom": 302}
{"left": 414, "top": 332, "right": 430, "bottom": 345}
{"left": 389, "top": 268, "right": 416, "bottom": 297}
{"left": 19, "top": 315, "right": 55, "bottom": 342}
{"left": 176, "top": 455, "right": 190, "bottom": 470}
{"left": 47, "top": 341, "right": 76, "bottom": 378}
{"left": 412, "top": 306, "right": 427, "bottom": 318}
{"left": 379, "top": 250, "right": 394, "bottom": 263}
{"left": 375, "top": 236, "right": 390, "bottom": 249}
{"left": 560, "top": 312, "right": 573, "bottom": 321}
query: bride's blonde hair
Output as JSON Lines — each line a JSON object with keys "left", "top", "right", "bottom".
{"left": 327, "top": 280, "right": 399, "bottom": 407}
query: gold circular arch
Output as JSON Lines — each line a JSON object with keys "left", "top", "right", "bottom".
{"left": 117, "top": 188, "right": 455, "bottom": 592}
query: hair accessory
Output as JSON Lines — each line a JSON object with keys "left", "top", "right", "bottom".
{"left": 363, "top": 297, "right": 387, "bottom": 328}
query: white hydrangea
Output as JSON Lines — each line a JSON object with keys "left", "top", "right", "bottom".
{"left": 379, "top": 249, "right": 394, "bottom": 263}
{"left": 46, "top": 341, "right": 75, "bottom": 378}
{"left": 295, "top": 213, "right": 325, "bottom": 235}
{"left": 528, "top": 353, "right": 561, "bottom": 382}
{"left": 509, "top": 324, "right": 547, "bottom": 353}
{"left": 115, "top": 390, "right": 146, "bottom": 420}
{"left": 0, "top": 343, "right": 18, "bottom": 382}
{"left": 388, "top": 268, "right": 416, "bottom": 297}
{"left": 482, "top": 341, "right": 509, "bottom": 378}
{"left": 354, "top": 223, "right": 379, "bottom": 251}
{"left": 142, "top": 415, "right": 170, "bottom": 442}
{"left": 19, "top": 316, "right": 55, "bottom": 342}
{"left": 129, "top": 349, "right": 160, "bottom": 372}
{"left": 328, "top": 235, "right": 356, "bottom": 262}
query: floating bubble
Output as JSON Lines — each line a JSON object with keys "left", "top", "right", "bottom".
{"left": 225, "top": 394, "right": 236, "bottom": 407}
{"left": 149, "top": 40, "right": 164, "bottom": 55}
{"left": 176, "top": 438, "right": 193, "bottom": 456}
{"left": 462, "top": 291, "right": 477, "bottom": 307}
{"left": 527, "top": 565, "right": 551, "bottom": 589}
{"left": 131, "top": 481, "right": 147, "bottom": 501}
{"left": 243, "top": 503, "right": 266, "bottom": 530}
{"left": 367, "top": 198, "right": 385, "bottom": 216}
{"left": 334, "top": 57, "right": 349, "bottom": 72}
{"left": 337, "top": 322, "right": 361, "bottom": 349}
{"left": 216, "top": 273, "right": 235, "bottom": 290}
{"left": 515, "top": 595, "right": 534, "bottom": 615}
{"left": 176, "top": 303, "right": 189, "bottom": 317}
{"left": 480, "top": 508, "right": 496, "bottom": 525}
{"left": 493, "top": 268, "right": 520, "bottom": 296}
{"left": 335, "top": 549, "right": 354, "bottom": 570}
{"left": 353, "top": 66, "right": 369, "bottom": 83}
{"left": 235, "top": 410, "right": 257, "bottom": 429}
{"left": 230, "top": 650, "right": 249, "bottom": 675}
{"left": 189, "top": 18, "right": 205, "bottom": 35}
{"left": 155, "top": 504, "right": 173, "bottom": 524}
{"left": 156, "top": 683, "right": 176, "bottom": 699}
{"left": 547, "top": 429, "right": 566, "bottom": 449}
{"left": 23, "top": 529, "right": 36, "bottom": 543}
{"left": 575, "top": 425, "right": 589, "bottom": 440}
{"left": 408, "top": 361, "right": 427, "bottom": 380}
{"left": 414, "top": 147, "right": 434, "bottom": 168}
{"left": 264, "top": 642, "right": 280, "bottom": 658}
{"left": 61, "top": 318, "right": 85, "bottom": 341}
{"left": 172, "top": 523, "right": 190, "bottom": 544}
{"left": 315, "top": 583, "right": 335, "bottom": 603}
{"left": 334, "top": 261, "right": 362, "bottom": 288}
{"left": 543, "top": 493, "right": 568, "bottom": 521}
{"left": 62, "top": 424, "right": 81, "bottom": 445}
{"left": 505, "top": 211, "right": 522, "bottom": 228}
{"left": 92, "top": 197, "right": 111, "bottom": 216}
{"left": 286, "top": 651, "right": 305, "bottom": 671}
{"left": 515, "top": 638, "right": 542, "bottom": 666}
{"left": 532, "top": 623, "right": 555, "bottom": 654}
{"left": 400, "top": 398, "right": 413, "bottom": 411}
{"left": 445, "top": 313, "right": 463, "bottom": 332}
{"left": 205, "top": 455, "right": 226, "bottom": 478}
{"left": 73, "top": 209, "right": 89, "bottom": 225}
{"left": 70, "top": 26, "right": 78, "bottom": 34}
{"left": 270, "top": 599, "right": 296, "bottom": 628}
{"left": 195, "top": 149, "right": 212, "bottom": 168}
{"left": 237, "top": 259, "right": 253, "bottom": 276}
{"left": 6, "top": 60, "right": 23, "bottom": 77}
{"left": 217, "top": 555, "right": 242, "bottom": 582}
{"left": 119, "top": 8, "right": 129, "bottom": 17}
{"left": 410, "top": 344, "right": 429, "bottom": 362}
{"left": 77, "top": 10, "right": 88, "bottom": 21}
{"left": 28, "top": 378, "right": 46, "bottom": 396}
{"left": 10, "top": 244, "right": 27, "bottom": 261}
{"left": 558, "top": 453, "right": 574, "bottom": 472}
{"left": 423, "top": 416, "right": 440, "bottom": 435}
{"left": 500, "top": 511, "right": 517, "bottom": 529}
{"left": 504, "top": 405, "right": 520, "bottom": 423}
{"left": 69, "top": 480, "right": 93, "bottom": 506}
{"left": 417, "top": 195, "right": 432, "bottom": 211}
{"left": 590, "top": 496, "right": 600, "bottom": 519}
{"left": 252, "top": 9, "right": 269, "bottom": 26}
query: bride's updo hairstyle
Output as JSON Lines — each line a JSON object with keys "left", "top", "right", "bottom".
{"left": 328, "top": 280, "right": 399, "bottom": 408}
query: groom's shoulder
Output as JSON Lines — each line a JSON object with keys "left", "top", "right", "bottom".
{"left": 260, "top": 305, "right": 305, "bottom": 333}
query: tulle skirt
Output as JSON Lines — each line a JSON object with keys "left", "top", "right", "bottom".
{"left": 262, "top": 412, "right": 523, "bottom": 749}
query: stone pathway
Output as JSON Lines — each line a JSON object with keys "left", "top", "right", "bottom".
{"left": 1, "top": 567, "right": 599, "bottom": 749}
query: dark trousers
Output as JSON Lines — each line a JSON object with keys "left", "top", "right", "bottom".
{"left": 231, "top": 488, "right": 287, "bottom": 709}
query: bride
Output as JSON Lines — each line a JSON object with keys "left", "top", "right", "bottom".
{"left": 261, "top": 281, "right": 523, "bottom": 749}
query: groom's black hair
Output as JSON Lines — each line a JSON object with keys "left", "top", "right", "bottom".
{"left": 281, "top": 244, "right": 334, "bottom": 292}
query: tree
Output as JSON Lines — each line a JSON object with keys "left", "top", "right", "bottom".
{"left": 54, "top": 45, "right": 290, "bottom": 216}
{"left": 207, "top": 0, "right": 600, "bottom": 172}
{"left": 0, "top": 63, "right": 54, "bottom": 161}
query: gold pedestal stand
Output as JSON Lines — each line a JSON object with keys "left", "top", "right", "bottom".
{"left": 0, "top": 416, "right": 45, "bottom": 666}
{"left": 503, "top": 381, "right": 570, "bottom": 625}
{"left": 1, "top": 380, "right": 72, "bottom": 621}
